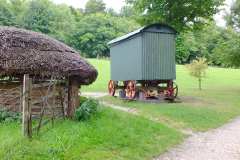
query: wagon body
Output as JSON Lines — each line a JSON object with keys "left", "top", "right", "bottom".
{"left": 108, "top": 24, "right": 178, "bottom": 100}
{"left": 109, "top": 24, "right": 177, "bottom": 81}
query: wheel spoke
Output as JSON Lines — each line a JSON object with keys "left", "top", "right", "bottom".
{"left": 108, "top": 80, "right": 116, "bottom": 96}
{"left": 126, "top": 81, "right": 136, "bottom": 99}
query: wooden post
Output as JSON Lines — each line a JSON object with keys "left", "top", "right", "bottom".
{"left": 22, "top": 74, "right": 32, "bottom": 138}
{"left": 67, "top": 78, "right": 80, "bottom": 118}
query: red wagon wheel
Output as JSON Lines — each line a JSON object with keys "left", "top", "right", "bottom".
{"left": 166, "top": 82, "right": 178, "bottom": 99}
{"left": 125, "top": 81, "right": 136, "bottom": 100}
{"left": 108, "top": 80, "right": 116, "bottom": 96}
{"left": 172, "top": 82, "right": 178, "bottom": 98}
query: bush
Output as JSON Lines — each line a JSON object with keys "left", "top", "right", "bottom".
{"left": 0, "top": 108, "right": 22, "bottom": 123}
{"left": 74, "top": 99, "right": 100, "bottom": 121}
{"left": 79, "top": 96, "right": 88, "bottom": 106}
{"left": 186, "top": 57, "right": 208, "bottom": 90}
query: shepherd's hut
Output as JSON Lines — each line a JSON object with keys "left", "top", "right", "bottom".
{"left": 0, "top": 27, "right": 97, "bottom": 118}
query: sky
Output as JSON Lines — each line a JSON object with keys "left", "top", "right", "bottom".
{"left": 51, "top": 0, "right": 234, "bottom": 27}
{"left": 214, "top": 0, "right": 234, "bottom": 27}
{"left": 52, "top": 0, "right": 125, "bottom": 12}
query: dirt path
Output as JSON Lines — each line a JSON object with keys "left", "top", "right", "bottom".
{"left": 81, "top": 92, "right": 108, "bottom": 98}
{"left": 83, "top": 92, "right": 240, "bottom": 160}
{"left": 156, "top": 117, "right": 240, "bottom": 160}
{"left": 82, "top": 92, "right": 138, "bottom": 113}
{"left": 101, "top": 101, "right": 139, "bottom": 115}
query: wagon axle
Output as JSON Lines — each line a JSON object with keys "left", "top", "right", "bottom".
{"left": 108, "top": 80, "right": 178, "bottom": 101}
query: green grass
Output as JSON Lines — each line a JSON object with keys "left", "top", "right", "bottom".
{"left": 84, "top": 59, "right": 240, "bottom": 131}
{"left": 101, "top": 96, "right": 239, "bottom": 131}
{"left": 0, "top": 107, "right": 183, "bottom": 160}
{"left": 82, "top": 59, "right": 110, "bottom": 92}
{"left": 83, "top": 59, "right": 240, "bottom": 93}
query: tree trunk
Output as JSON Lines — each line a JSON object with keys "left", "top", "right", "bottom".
{"left": 198, "top": 78, "right": 202, "bottom": 90}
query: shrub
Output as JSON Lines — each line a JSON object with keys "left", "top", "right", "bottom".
{"left": 0, "top": 108, "right": 22, "bottom": 123}
{"left": 186, "top": 57, "right": 208, "bottom": 90}
{"left": 74, "top": 98, "right": 99, "bottom": 121}
{"left": 79, "top": 96, "right": 88, "bottom": 106}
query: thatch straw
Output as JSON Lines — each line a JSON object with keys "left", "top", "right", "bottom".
{"left": 0, "top": 26, "right": 97, "bottom": 85}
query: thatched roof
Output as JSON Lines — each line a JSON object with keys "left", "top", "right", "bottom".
{"left": 0, "top": 26, "right": 97, "bottom": 85}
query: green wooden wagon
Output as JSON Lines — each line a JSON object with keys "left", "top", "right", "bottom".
{"left": 108, "top": 24, "right": 178, "bottom": 100}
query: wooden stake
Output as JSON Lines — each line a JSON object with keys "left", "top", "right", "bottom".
{"left": 22, "top": 74, "right": 32, "bottom": 138}
{"left": 67, "top": 78, "right": 80, "bottom": 118}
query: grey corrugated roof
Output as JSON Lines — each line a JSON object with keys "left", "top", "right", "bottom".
{"left": 108, "top": 27, "right": 144, "bottom": 45}
{"left": 108, "top": 23, "right": 177, "bottom": 45}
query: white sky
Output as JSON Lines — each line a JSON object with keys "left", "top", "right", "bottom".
{"left": 214, "top": 0, "right": 234, "bottom": 27}
{"left": 52, "top": 0, "right": 125, "bottom": 12}
{"left": 51, "top": 0, "right": 234, "bottom": 27}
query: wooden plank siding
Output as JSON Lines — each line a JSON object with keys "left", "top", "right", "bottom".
{"left": 0, "top": 81, "right": 67, "bottom": 118}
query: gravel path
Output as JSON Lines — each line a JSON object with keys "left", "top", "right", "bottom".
{"left": 156, "top": 117, "right": 240, "bottom": 160}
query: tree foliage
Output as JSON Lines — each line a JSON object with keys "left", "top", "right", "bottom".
{"left": 72, "top": 13, "right": 139, "bottom": 57}
{"left": 226, "top": 0, "right": 240, "bottom": 30}
{"left": 49, "top": 4, "right": 76, "bottom": 44}
{"left": 23, "top": 0, "right": 53, "bottom": 34}
{"left": 175, "top": 34, "right": 191, "bottom": 64}
{"left": 175, "top": 21, "right": 240, "bottom": 68}
{"left": 0, "top": 0, "right": 239, "bottom": 67}
{"left": 120, "top": 5, "right": 136, "bottom": 17}
{"left": 0, "top": 0, "right": 139, "bottom": 58}
{"left": 85, "top": 0, "right": 106, "bottom": 14}
{"left": 9, "top": 0, "right": 27, "bottom": 26}
{"left": 213, "top": 28, "right": 240, "bottom": 67}
{"left": 128, "top": 0, "right": 224, "bottom": 31}
{"left": 0, "top": 0, "right": 15, "bottom": 26}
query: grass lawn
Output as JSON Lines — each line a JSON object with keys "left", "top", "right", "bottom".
{"left": 84, "top": 59, "right": 240, "bottom": 131}
{"left": 0, "top": 107, "right": 183, "bottom": 160}
{"left": 83, "top": 59, "right": 240, "bottom": 94}
{"left": 82, "top": 59, "right": 110, "bottom": 92}
{"left": 101, "top": 96, "right": 240, "bottom": 131}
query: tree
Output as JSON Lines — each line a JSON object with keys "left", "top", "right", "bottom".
{"left": 175, "top": 34, "right": 191, "bottom": 64}
{"left": 213, "top": 28, "right": 240, "bottom": 67}
{"left": 70, "top": 7, "right": 84, "bottom": 22}
{"left": 20, "top": 0, "right": 77, "bottom": 46}
{"left": 174, "top": 21, "right": 228, "bottom": 66}
{"left": 72, "top": 13, "right": 139, "bottom": 58}
{"left": 0, "top": 0, "right": 15, "bottom": 26}
{"left": 49, "top": 4, "right": 76, "bottom": 45}
{"left": 120, "top": 5, "right": 135, "bottom": 17}
{"left": 22, "top": 0, "right": 54, "bottom": 34}
{"left": 9, "top": 0, "right": 27, "bottom": 27}
{"left": 85, "top": 0, "right": 106, "bottom": 14}
{"left": 0, "top": 0, "right": 140, "bottom": 58}
{"left": 226, "top": 0, "right": 240, "bottom": 30}
{"left": 106, "top": 8, "right": 118, "bottom": 17}
{"left": 186, "top": 57, "right": 208, "bottom": 90}
{"left": 127, "top": 0, "right": 224, "bottom": 31}
{"left": 188, "top": 22, "right": 224, "bottom": 64}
